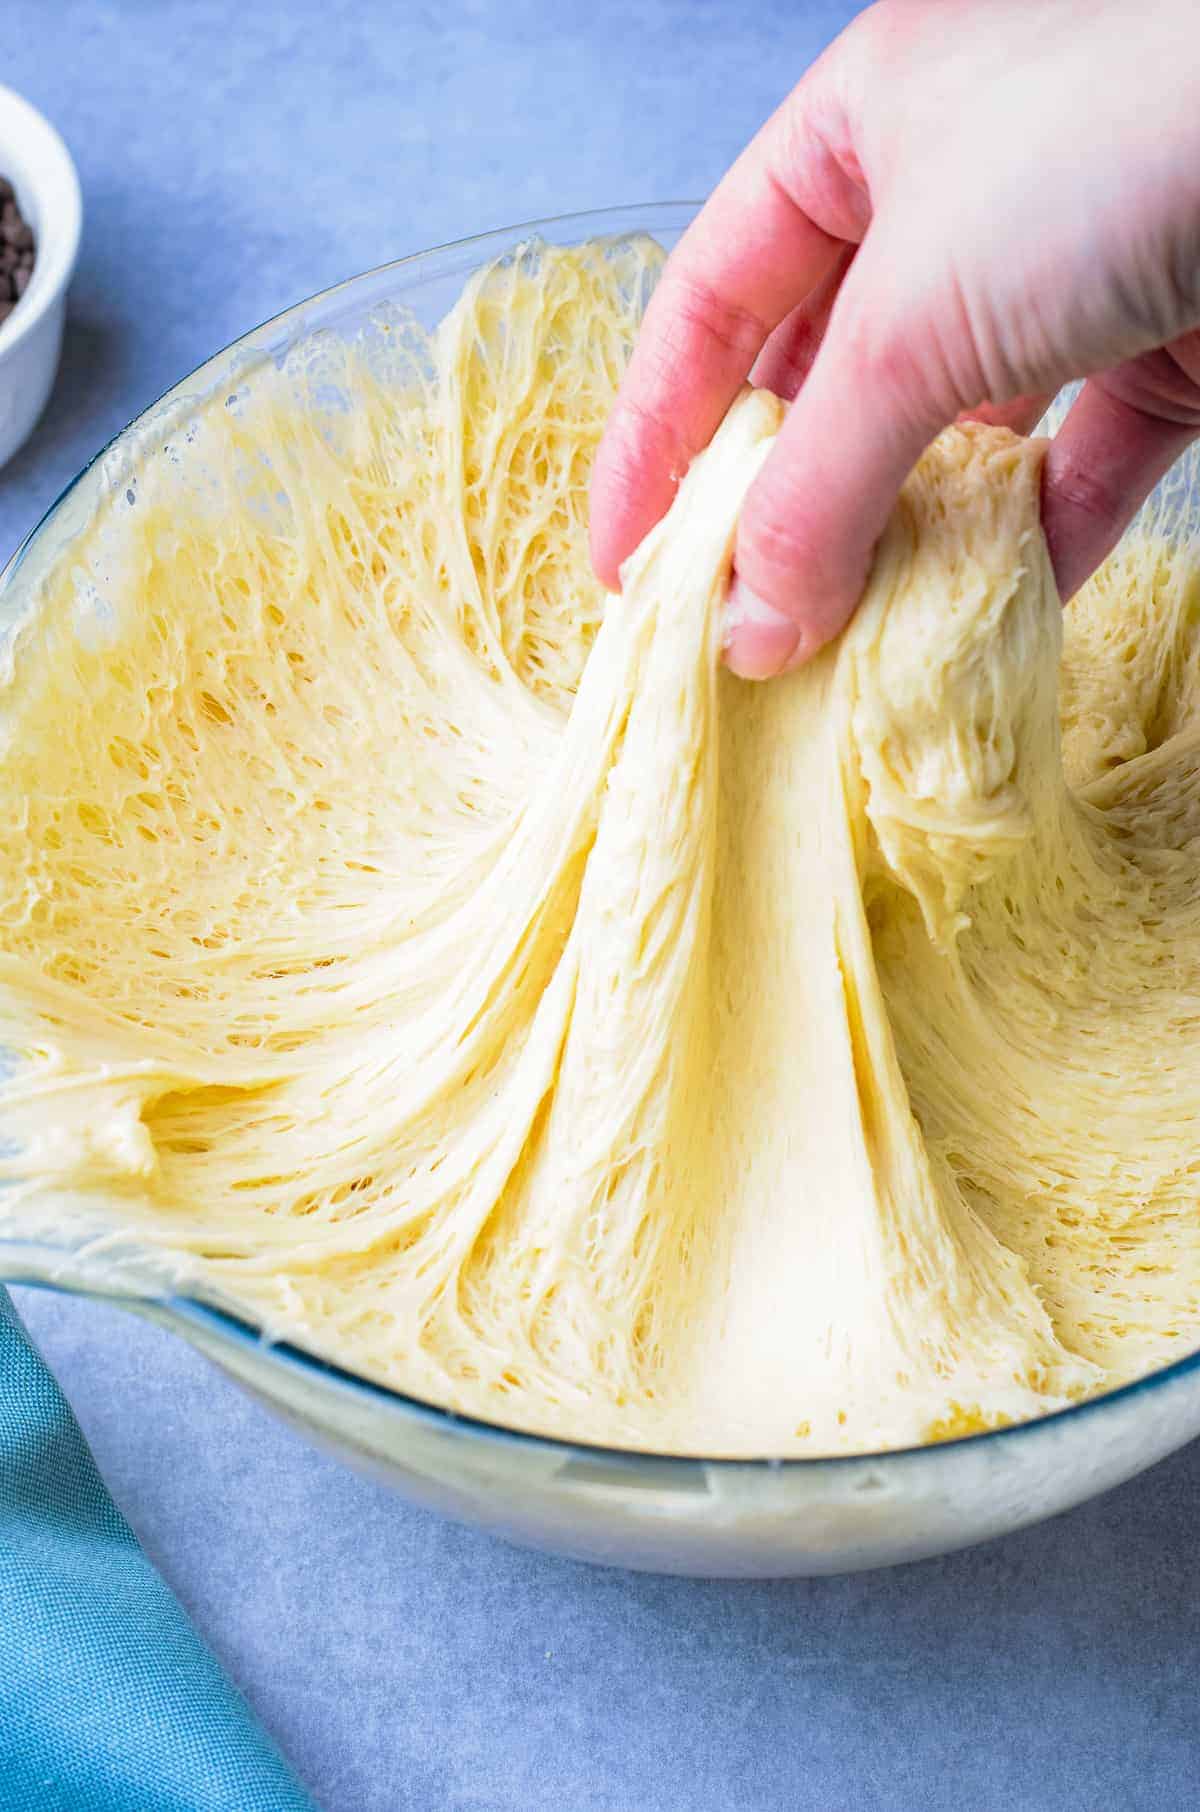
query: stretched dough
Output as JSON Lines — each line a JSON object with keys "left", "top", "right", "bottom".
{"left": 2, "top": 239, "right": 1199, "bottom": 1455}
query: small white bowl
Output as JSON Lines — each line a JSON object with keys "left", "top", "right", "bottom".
{"left": 0, "top": 85, "right": 81, "bottom": 470}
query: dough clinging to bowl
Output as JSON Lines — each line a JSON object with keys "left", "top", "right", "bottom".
{"left": 3, "top": 238, "right": 1200, "bottom": 1457}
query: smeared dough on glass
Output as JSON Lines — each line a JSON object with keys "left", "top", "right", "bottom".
{"left": 2, "top": 238, "right": 1200, "bottom": 1456}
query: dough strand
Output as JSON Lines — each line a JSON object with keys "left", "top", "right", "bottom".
{"left": 3, "top": 239, "right": 1199, "bottom": 1456}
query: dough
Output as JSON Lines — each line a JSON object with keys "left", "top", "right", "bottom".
{"left": 2, "top": 237, "right": 1200, "bottom": 1456}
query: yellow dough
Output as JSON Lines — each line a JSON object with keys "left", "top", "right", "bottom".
{"left": 3, "top": 236, "right": 1200, "bottom": 1456}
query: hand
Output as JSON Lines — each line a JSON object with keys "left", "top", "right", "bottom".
{"left": 590, "top": 0, "right": 1200, "bottom": 677}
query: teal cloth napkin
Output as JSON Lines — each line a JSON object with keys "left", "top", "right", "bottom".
{"left": 0, "top": 1287, "right": 316, "bottom": 1812}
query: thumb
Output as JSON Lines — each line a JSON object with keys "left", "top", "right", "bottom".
{"left": 726, "top": 244, "right": 956, "bottom": 679}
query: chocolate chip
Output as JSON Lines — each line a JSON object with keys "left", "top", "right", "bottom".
{"left": 0, "top": 177, "right": 36, "bottom": 298}
{"left": 0, "top": 201, "right": 33, "bottom": 250}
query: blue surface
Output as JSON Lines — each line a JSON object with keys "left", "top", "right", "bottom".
{"left": 4, "top": 2, "right": 1200, "bottom": 1807}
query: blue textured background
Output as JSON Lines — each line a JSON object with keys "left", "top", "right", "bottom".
{"left": 5, "top": 3, "right": 1200, "bottom": 1807}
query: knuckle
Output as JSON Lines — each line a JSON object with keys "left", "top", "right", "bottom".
{"left": 1103, "top": 348, "right": 1200, "bottom": 429}
{"left": 740, "top": 485, "right": 838, "bottom": 614}
{"left": 1044, "top": 458, "right": 1123, "bottom": 530}
{"left": 654, "top": 268, "right": 770, "bottom": 370}
{"left": 1170, "top": 326, "right": 1200, "bottom": 377}
{"left": 772, "top": 79, "right": 870, "bottom": 242}
{"left": 1163, "top": 334, "right": 1200, "bottom": 417}
{"left": 742, "top": 502, "right": 815, "bottom": 578}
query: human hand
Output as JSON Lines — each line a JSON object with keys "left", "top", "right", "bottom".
{"left": 590, "top": 0, "right": 1200, "bottom": 677}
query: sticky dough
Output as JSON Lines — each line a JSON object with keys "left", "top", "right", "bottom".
{"left": 3, "top": 237, "right": 1200, "bottom": 1456}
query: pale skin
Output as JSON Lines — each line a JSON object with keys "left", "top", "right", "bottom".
{"left": 590, "top": 0, "right": 1200, "bottom": 678}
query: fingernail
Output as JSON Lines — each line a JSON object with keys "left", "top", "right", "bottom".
{"left": 723, "top": 578, "right": 803, "bottom": 680}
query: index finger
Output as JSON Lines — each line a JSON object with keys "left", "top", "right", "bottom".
{"left": 589, "top": 83, "right": 862, "bottom": 589}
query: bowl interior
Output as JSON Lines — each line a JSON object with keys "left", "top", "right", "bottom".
{"left": 4, "top": 202, "right": 1200, "bottom": 1481}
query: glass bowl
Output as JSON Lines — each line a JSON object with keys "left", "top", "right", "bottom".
{"left": 4, "top": 202, "right": 1200, "bottom": 1578}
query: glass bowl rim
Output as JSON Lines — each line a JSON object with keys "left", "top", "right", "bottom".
{"left": 6, "top": 200, "right": 1200, "bottom": 1476}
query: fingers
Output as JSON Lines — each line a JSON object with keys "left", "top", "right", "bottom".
{"left": 590, "top": 67, "right": 867, "bottom": 591}
{"left": 1042, "top": 333, "right": 1200, "bottom": 599}
{"left": 729, "top": 318, "right": 1200, "bottom": 677}
{"left": 725, "top": 244, "right": 954, "bottom": 678}
{"left": 724, "top": 257, "right": 860, "bottom": 679}
{"left": 750, "top": 249, "right": 855, "bottom": 400}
